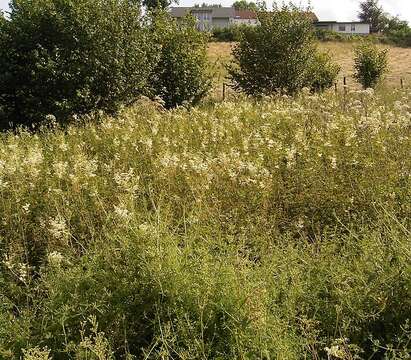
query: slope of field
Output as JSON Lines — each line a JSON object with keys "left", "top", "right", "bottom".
{"left": 209, "top": 41, "right": 411, "bottom": 90}
{"left": 1, "top": 89, "right": 410, "bottom": 358}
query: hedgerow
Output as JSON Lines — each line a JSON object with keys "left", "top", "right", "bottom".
{"left": 0, "top": 3, "right": 211, "bottom": 129}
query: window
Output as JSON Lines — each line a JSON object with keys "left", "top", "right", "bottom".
{"left": 338, "top": 25, "right": 346, "bottom": 32}
{"left": 351, "top": 24, "right": 356, "bottom": 32}
{"left": 191, "top": 11, "right": 211, "bottom": 22}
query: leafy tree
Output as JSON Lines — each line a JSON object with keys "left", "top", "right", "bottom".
{"left": 353, "top": 42, "right": 388, "bottom": 88}
{"left": 0, "top": 0, "right": 159, "bottom": 129}
{"left": 233, "top": 0, "right": 258, "bottom": 11}
{"left": 359, "top": 0, "right": 386, "bottom": 33}
{"left": 359, "top": 0, "right": 411, "bottom": 36}
{"left": 359, "top": 0, "right": 384, "bottom": 33}
{"left": 228, "top": 5, "right": 339, "bottom": 96}
{"left": 384, "top": 16, "right": 409, "bottom": 33}
{"left": 143, "top": 0, "right": 175, "bottom": 11}
{"left": 150, "top": 13, "right": 211, "bottom": 108}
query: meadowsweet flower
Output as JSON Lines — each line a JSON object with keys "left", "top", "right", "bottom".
{"left": 138, "top": 223, "right": 150, "bottom": 233}
{"left": 48, "top": 251, "right": 63, "bottom": 267}
{"left": 59, "top": 142, "right": 68, "bottom": 152}
{"left": 72, "top": 155, "right": 98, "bottom": 179}
{"left": 0, "top": 179, "right": 8, "bottom": 191}
{"left": 114, "top": 168, "right": 139, "bottom": 193}
{"left": 53, "top": 161, "right": 68, "bottom": 179}
{"left": 159, "top": 153, "right": 180, "bottom": 169}
{"left": 49, "top": 216, "right": 70, "bottom": 241}
{"left": 330, "top": 155, "right": 337, "bottom": 169}
{"left": 285, "top": 146, "right": 297, "bottom": 168}
{"left": 325, "top": 345, "right": 345, "bottom": 358}
{"left": 141, "top": 138, "right": 153, "bottom": 151}
{"left": 114, "top": 205, "right": 130, "bottom": 220}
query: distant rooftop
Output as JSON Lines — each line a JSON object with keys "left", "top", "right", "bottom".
{"left": 234, "top": 10, "right": 257, "bottom": 20}
{"left": 315, "top": 21, "right": 370, "bottom": 24}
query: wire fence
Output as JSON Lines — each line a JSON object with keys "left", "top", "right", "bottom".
{"left": 221, "top": 76, "right": 409, "bottom": 100}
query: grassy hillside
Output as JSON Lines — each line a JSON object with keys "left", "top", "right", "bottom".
{"left": 208, "top": 41, "right": 411, "bottom": 92}
{"left": 1, "top": 89, "right": 411, "bottom": 358}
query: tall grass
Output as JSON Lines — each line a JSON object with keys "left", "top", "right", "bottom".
{"left": 0, "top": 88, "right": 410, "bottom": 359}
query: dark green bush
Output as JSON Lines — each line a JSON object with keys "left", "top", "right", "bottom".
{"left": 308, "top": 52, "right": 341, "bottom": 92}
{"left": 314, "top": 28, "right": 411, "bottom": 48}
{"left": 353, "top": 42, "right": 389, "bottom": 88}
{"left": 228, "top": 6, "right": 339, "bottom": 96}
{"left": 212, "top": 25, "right": 247, "bottom": 42}
{"left": 315, "top": 28, "right": 363, "bottom": 42}
{"left": 150, "top": 13, "right": 211, "bottom": 109}
{"left": 0, "top": 0, "right": 159, "bottom": 129}
{"left": 387, "top": 27, "right": 411, "bottom": 47}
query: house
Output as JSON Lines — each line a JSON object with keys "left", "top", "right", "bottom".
{"left": 314, "top": 21, "right": 370, "bottom": 35}
{"left": 232, "top": 10, "right": 258, "bottom": 26}
{"left": 170, "top": 7, "right": 371, "bottom": 35}
{"left": 170, "top": 7, "right": 235, "bottom": 31}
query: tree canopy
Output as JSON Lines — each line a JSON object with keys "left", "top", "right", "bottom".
{"left": 359, "top": 0, "right": 385, "bottom": 33}
{"left": 228, "top": 6, "right": 339, "bottom": 96}
{"left": 358, "top": 0, "right": 410, "bottom": 34}
{"left": 233, "top": 0, "right": 258, "bottom": 11}
{"left": 143, "top": 0, "right": 175, "bottom": 11}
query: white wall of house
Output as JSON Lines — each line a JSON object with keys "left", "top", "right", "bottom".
{"left": 191, "top": 10, "right": 213, "bottom": 31}
{"left": 212, "top": 18, "right": 231, "bottom": 29}
{"left": 331, "top": 23, "right": 370, "bottom": 35}
{"left": 232, "top": 18, "right": 259, "bottom": 26}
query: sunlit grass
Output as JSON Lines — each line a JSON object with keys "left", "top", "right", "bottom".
{"left": 0, "top": 88, "right": 410, "bottom": 359}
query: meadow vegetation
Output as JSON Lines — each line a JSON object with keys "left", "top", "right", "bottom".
{"left": 0, "top": 2, "right": 411, "bottom": 359}
{"left": 1, "top": 88, "right": 410, "bottom": 359}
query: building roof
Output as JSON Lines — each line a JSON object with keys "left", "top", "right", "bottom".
{"left": 306, "top": 12, "right": 319, "bottom": 22}
{"left": 315, "top": 21, "right": 370, "bottom": 25}
{"left": 234, "top": 10, "right": 257, "bottom": 20}
{"left": 170, "top": 7, "right": 235, "bottom": 18}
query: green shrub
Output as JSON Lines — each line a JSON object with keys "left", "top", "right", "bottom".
{"left": 212, "top": 27, "right": 234, "bottom": 42}
{"left": 387, "top": 27, "right": 411, "bottom": 47}
{"left": 228, "top": 6, "right": 339, "bottom": 96}
{"left": 308, "top": 52, "right": 341, "bottom": 92}
{"left": 212, "top": 25, "right": 247, "bottom": 42}
{"left": 0, "top": 0, "right": 159, "bottom": 129}
{"left": 150, "top": 13, "right": 212, "bottom": 109}
{"left": 315, "top": 29, "right": 356, "bottom": 42}
{"left": 353, "top": 42, "right": 389, "bottom": 88}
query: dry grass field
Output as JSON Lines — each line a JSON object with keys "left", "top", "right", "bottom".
{"left": 208, "top": 41, "right": 411, "bottom": 91}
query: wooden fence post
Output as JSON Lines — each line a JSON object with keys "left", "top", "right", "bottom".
{"left": 400, "top": 78, "right": 404, "bottom": 89}
{"left": 223, "top": 83, "right": 226, "bottom": 101}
